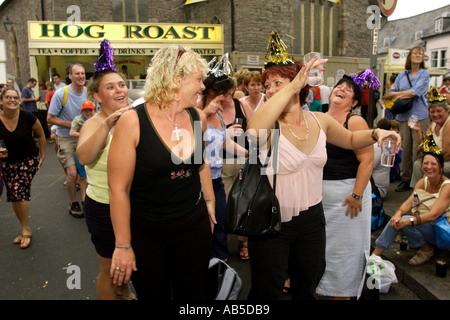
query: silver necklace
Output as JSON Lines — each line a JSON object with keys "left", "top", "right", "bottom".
{"left": 284, "top": 111, "right": 309, "bottom": 142}
{"left": 164, "top": 110, "right": 184, "bottom": 141}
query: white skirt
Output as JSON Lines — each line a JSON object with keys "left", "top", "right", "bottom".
{"left": 316, "top": 178, "right": 371, "bottom": 298}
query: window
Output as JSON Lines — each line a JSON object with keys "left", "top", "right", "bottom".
{"left": 112, "top": 0, "right": 148, "bottom": 22}
{"left": 414, "top": 30, "right": 422, "bottom": 42}
{"left": 431, "top": 49, "right": 447, "bottom": 68}
{"left": 435, "top": 18, "right": 443, "bottom": 33}
{"left": 383, "top": 37, "right": 390, "bottom": 47}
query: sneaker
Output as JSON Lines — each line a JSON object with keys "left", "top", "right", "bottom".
{"left": 69, "top": 201, "right": 84, "bottom": 218}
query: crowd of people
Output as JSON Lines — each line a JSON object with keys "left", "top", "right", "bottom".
{"left": 1, "top": 32, "right": 450, "bottom": 301}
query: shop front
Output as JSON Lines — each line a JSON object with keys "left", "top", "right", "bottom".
{"left": 27, "top": 21, "right": 224, "bottom": 98}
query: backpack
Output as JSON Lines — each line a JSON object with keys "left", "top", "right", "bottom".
{"left": 206, "top": 258, "right": 242, "bottom": 300}
{"left": 370, "top": 177, "right": 385, "bottom": 231}
{"left": 58, "top": 85, "right": 87, "bottom": 117}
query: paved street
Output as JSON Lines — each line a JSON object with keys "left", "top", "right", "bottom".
{"left": 0, "top": 142, "right": 419, "bottom": 301}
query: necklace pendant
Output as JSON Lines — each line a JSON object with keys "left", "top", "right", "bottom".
{"left": 173, "top": 125, "right": 181, "bottom": 141}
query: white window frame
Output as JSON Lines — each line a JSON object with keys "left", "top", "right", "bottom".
{"left": 435, "top": 18, "right": 443, "bottom": 33}
{"left": 414, "top": 30, "right": 422, "bottom": 42}
{"left": 431, "top": 49, "right": 447, "bottom": 68}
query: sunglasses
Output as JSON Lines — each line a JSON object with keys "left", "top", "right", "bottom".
{"left": 175, "top": 46, "right": 185, "bottom": 67}
{"left": 4, "top": 95, "right": 19, "bottom": 100}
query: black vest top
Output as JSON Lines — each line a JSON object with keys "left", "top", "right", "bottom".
{"left": 130, "top": 104, "right": 204, "bottom": 222}
{"left": 224, "top": 98, "right": 249, "bottom": 158}
{"left": 323, "top": 112, "right": 360, "bottom": 180}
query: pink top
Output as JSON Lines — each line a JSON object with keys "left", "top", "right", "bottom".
{"left": 262, "top": 112, "right": 327, "bottom": 222}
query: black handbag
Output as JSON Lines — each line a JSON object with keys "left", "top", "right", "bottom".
{"left": 390, "top": 71, "right": 414, "bottom": 115}
{"left": 225, "top": 121, "right": 281, "bottom": 237}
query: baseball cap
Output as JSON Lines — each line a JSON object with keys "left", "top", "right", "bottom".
{"left": 81, "top": 100, "right": 96, "bottom": 111}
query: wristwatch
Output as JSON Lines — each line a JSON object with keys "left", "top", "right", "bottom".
{"left": 351, "top": 192, "right": 363, "bottom": 200}
{"left": 410, "top": 217, "right": 415, "bottom": 226}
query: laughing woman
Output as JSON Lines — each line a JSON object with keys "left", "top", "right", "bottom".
{"left": 0, "top": 88, "right": 46, "bottom": 249}
{"left": 108, "top": 46, "right": 216, "bottom": 300}
{"left": 76, "top": 40, "right": 133, "bottom": 300}
{"left": 247, "top": 32, "right": 401, "bottom": 300}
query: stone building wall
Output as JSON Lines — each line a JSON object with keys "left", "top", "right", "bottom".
{"left": 0, "top": 0, "right": 372, "bottom": 86}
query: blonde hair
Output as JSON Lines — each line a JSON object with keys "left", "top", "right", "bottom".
{"left": 144, "top": 46, "right": 208, "bottom": 108}
{"left": 234, "top": 68, "right": 249, "bottom": 87}
{"left": 46, "top": 81, "right": 55, "bottom": 91}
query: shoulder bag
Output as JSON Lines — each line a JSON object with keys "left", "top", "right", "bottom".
{"left": 225, "top": 121, "right": 281, "bottom": 237}
{"left": 390, "top": 71, "right": 414, "bottom": 115}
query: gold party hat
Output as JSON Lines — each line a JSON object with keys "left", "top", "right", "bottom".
{"left": 428, "top": 86, "right": 446, "bottom": 103}
{"left": 265, "top": 31, "right": 294, "bottom": 68}
{"left": 420, "top": 132, "right": 442, "bottom": 154}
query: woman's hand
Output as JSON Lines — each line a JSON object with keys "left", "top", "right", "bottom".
{"left": 205, "top": 201, "right": 217, "bottom": 233}
{"left": 375, "top": 128, "right": 402, "bottom": 153}
{"left": 103, "top": 106, "right": 133, "bottom": 130}
{"left": 203, "top": 95, "right": 224, "bottom": 117}
{"left": 38, "top": 156, "right": 45, "bottom": 169}
{"left": 342, "top": 195, "right": 362, "bottom": 218}
{"left": 110, "top": 247, "right": 137, "bottom": 286}
{"left": 290, "top": 57, "right": 328, "bottom": 94}
{"left": 226, "top": 124, "right": 244, "bottom": 138}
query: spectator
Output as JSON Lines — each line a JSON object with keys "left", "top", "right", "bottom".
{"left": 69, "top": 100, "right": 97, "bottom": 207}
{"left": 387, "top": 46, "right": 430, "bottom": 193}
{"left": 383, "top": 74, "right": 397, "bottom": 120}
{"left": 319, "top": 84, "right": 331, "bottom": 113}
{"left": 47, "top": 63, "right": 90, "bottom": 218}
{"left": 410, "top": 87, "right": 450, "bottom": 187}
{"left": 309, "top": 86, "right": 321, "bottom": 112}
{"left": 233, "top": 68, "right": 249, "bottom": 100}
{"left": 372, "top": 150, "right": 450, "bottom": 266}
{"left": 21, "top": 78, "right": 40, "bottom": 117}
{"left": 372, "top": 118, "right": 394, "bottom": 198}
{"left": 239, "top": 71, "right": 266, "bottom": 112}
{"left": 0, "top": 88, "right": 46, "bottom": 249}
{"left": 52, "top": 73, "right": 66, "bottom": 91}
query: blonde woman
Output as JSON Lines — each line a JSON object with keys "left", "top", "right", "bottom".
{"left": 108, "top": 46, "right": 216, "bottom": 300}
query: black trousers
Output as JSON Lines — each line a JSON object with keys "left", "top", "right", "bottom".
{"left": 130, "top": 199, "right": 212, "bottom": 300}
{"left": 248, "top": 202, "right": 326, "bottom": 300}
{"left": 37, "top": 110, "right": 50, "bottom": 138}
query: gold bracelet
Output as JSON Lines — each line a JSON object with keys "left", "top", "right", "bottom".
{"left": 205, "top": 199, "right": 215, "bottom": 203}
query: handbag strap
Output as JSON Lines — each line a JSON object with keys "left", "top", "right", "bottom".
{"left": 270, "top": 121, "right": 280, "bottom": 195}
{"left": 405, "top": 71, "right": 413, "bottom": 88}
{"left": 258, "top": 121, "right": 280, "bottom": 194}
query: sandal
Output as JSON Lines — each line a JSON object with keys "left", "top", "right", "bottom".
{"left": 20, "top": 234, "right": 32, "bottom": 249}
{"left": 408, "top": 248, "right": 433, "bottom": 265}
{"left": 238, "top": 241, "right": 249, "bottom": 261}
{"left": 13, "top": 234, "right": 23, "bottom": 244}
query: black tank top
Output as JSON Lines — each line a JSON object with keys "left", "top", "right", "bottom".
{"left": 323, "top": 112, "right": 360, "bottom": 180}
{"left": 130, "top": 104, "right": 204, "bottom": 222}
{"left": 224, "top": 98, "right": 249, "bottom": 158}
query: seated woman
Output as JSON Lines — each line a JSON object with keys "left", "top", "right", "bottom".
{"left": 410, "top": 87, "right": 450, "bottom": 187}
{"left": 372, "top": 140, "right": 450, "bottom": 265}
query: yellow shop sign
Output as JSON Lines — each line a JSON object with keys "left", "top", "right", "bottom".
{"left": 28, "top": 21, "right": 223, "bottom": 43}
